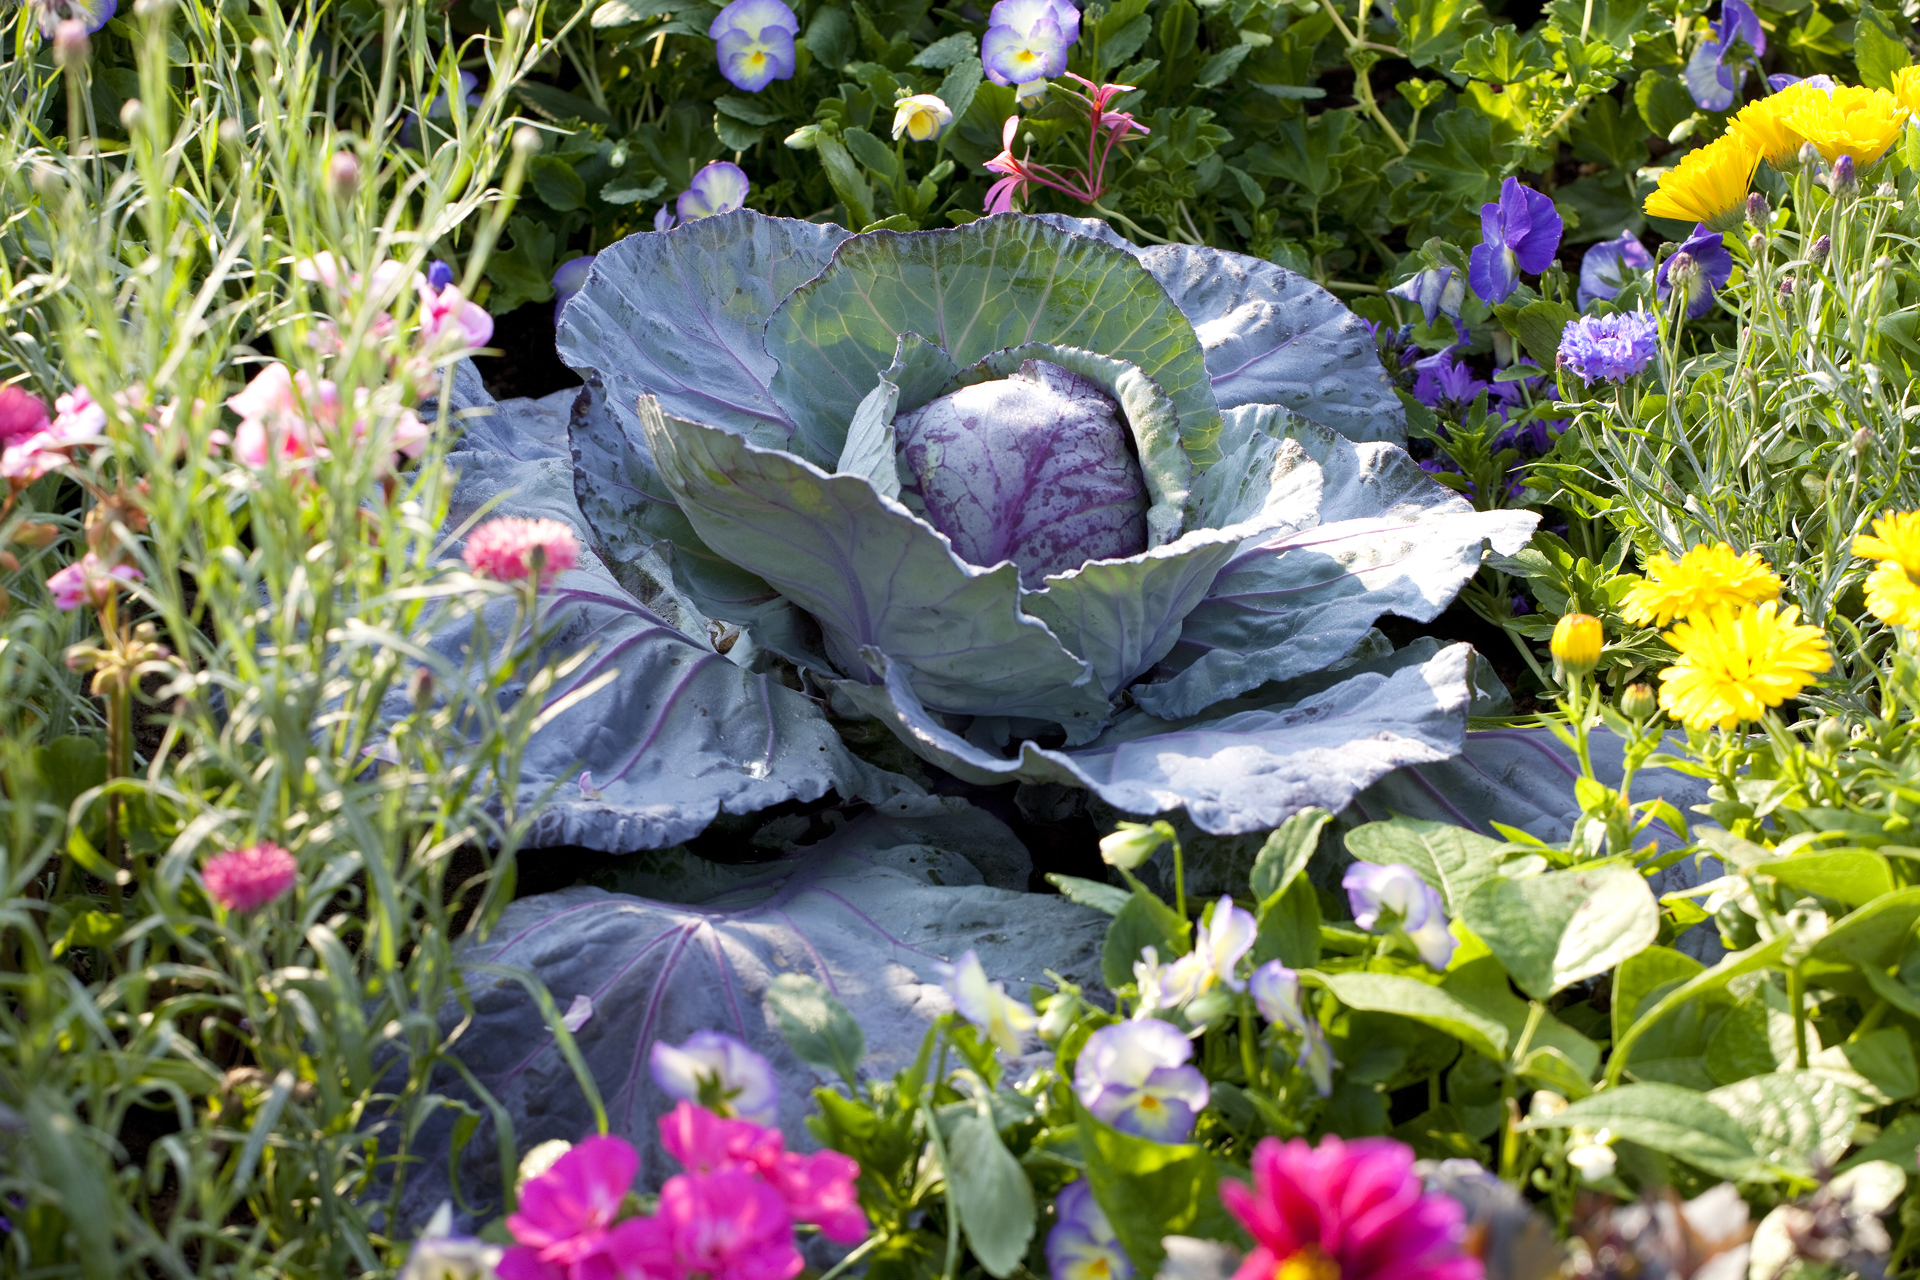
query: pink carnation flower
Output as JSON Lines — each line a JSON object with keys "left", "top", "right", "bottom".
{"left": 0, "top": 385, "right": 50, "bottom": 445}
{"left": 418, "top": 280, "right": 495, "bottom": 352}
{"left": 463, "top": 517, "right": 579, "bottom": 585}
{"left": 1221, "top": 1136, "right": 1482, "bottom": 1280}
{"left": 502, "top": 1134, "right": 639, "bottom": 1279}
{"left": 46, "top": 553, "right": 143, "bottom": 611}
{"left": 202, "top": 842, "right": 298, "bottom": 912}
{"left": 659, "top": 1102, "right": 868, "bottom": 1244}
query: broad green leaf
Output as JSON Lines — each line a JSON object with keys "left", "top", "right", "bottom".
{"left": 53, "top": 910, "right": 125, "bottom": 958}
{"left": 1077, "top": 1105, "right": 1237, "bottom": 1274}
{"left": 1570, "top": 93, "right": 1648, "bottom": 175}
{"left": 1401, "top": 109, "right": 1519, "bottom": 232}
{"left": 1519, "top": 1047, "right": 1594, "bottom": 1099}
{"left": 1316, "top": 970, "right": 1508, "bottom": 1061}
{"left": 765, "top": 972, "right": 867, "bottom": 1088}
{"left": 1707, "top": 1071, "right": 1861, "bottom": 1174}
{"left": 1811, "top": 1028, "right": 1919, "bottom": 1104}
{"left": 1251, "top": 808, "right": 1331, "bottom": 903}
{"left": 1523, "top": 1083, "right": 1761, "bottom": 1180}
{"left": 529, "top": 156, "right": 588, "bottom": 212}
{"left": 1442, "top": 956, "right": 1600, "bottom": 1077}
{"left": 1048, "top": 873, "right": 1130, "bottom": 916}
{"left": 1511, "top": 300, "right": 1580, "bottom": 368}
{"left": 805, "top": 5, "right": 856, "bottom": 69}
{"left": 1760, "top": 850, "right": 1894, "bottom": 907}
{"left": 1103, "top": 889, "right": 1191, "bottom": 988}
{"left": 1393, "top": 0, "right": 1492, "bottom": 69}
{"left": 1459, "top": 861, "right": 1658, "bottom": 1000}
{"left": 1451, "top": 26, "right": 1549, "bottom": 82}
{"left": 1633, "top": 71, "right": 1695, "bottom": 140}
{"left": 1251, "top": 879, "right": 1321, "bottom": 969}
{"left": 945, "top": 1111, "right": 1036, "bottom": 1277}
{"left": 764, "top": 216, "right": 1218, "bottom": 466}
{"left": 1856, "top": 12, "right": 1912, "bottom": 91}
{"left": 1609, "top": 937, "right": 1790, "bottom": 1087}
{"left": 1613, "top": 946, "right": 1703, "bottom": 1047}
{"left": 1841, "top": 1112, "right": 1920, "bottom": 1173}
{"left": 1345, "top": 815, "right": 1507, "bottom": 914}
{"left": 1546, "top": 0, "right": 1659, "bottom": 50}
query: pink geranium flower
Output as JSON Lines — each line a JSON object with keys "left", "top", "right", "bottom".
{"left": 653, "top": 1168, "right": 803, "bottom": 1280}
{"left": 463, "top": 517, "right": 579, "bottom": 585}
{"left": 657, "top": 1102, "right": 868, "bottom": 1244}
{"left": 503, "top": 1135, "right": 640, "bottom": 1277}
{"left": 1221, "top": 1136, "right": 1482, "bottom": 1280}
{"left": 46, "top": 553, "right": 143, "bottom": 611}
{"left": 202, "top": 842, "right": 298, "bottom": 912}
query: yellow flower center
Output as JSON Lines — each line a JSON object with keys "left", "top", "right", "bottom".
{"left": 1138, "top": 1094, "right": 1162, "bottom": 1111}
{"left": 1086, "top": 1260, "right": 1110, "bottom": 1279}
{"left": 1274, "top": 1245, "right": 1340, "bottom": 1280}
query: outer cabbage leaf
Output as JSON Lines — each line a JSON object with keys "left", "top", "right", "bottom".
{"left": 405, "top": 799, "right": 1107, "bottom": 1223}
{"left": 1139, "top": 244, "right": 1404, "bottom": 444}
{"left": 443, "top": 375, "right": 891, "bottom": 852}
{"left": 764, "top": 215, "right": 1220, "bottom": 466}
{"left": 640, "top": 399, "right": 1112, "bottom": 735}
{"left": 1135, "top": 409, "right": 1537, "bottom": 720}
{"left": 555, "top": 211, "right": 851, "bottom": 453}
{"left": 832, "top": 642, "right": 1476, "bottom": 834}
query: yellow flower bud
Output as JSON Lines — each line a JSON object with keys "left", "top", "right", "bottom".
{"left": 1551, "top": 612, "right": 1604, "bottom": 680}
{"left": 1620, "top": 683, "right": 1656, "bottom": 720}
{"left": 891, "top": 94, "right": 953, "bottom": 143}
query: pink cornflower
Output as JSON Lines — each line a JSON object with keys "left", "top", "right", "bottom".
{"left": 46, "top": 553, "right": 143, "bottom": 611}
{"left": 658, "top": 1102, "right": 868, "bottom": 1245}
{"left": 463, "top": 517, "right": 579, "bottom": 585}
{"left": 1221, "top": 1136, "right": 1482, "bottom": 1280}
{"left": 501, "top": 1135, "right": 640, "bottom": 1278}
{"left": 0, "top": 385, "right": 50, "bottom": 446}
{"left": 202, "top": 842, "right": 299, "bottom": 912}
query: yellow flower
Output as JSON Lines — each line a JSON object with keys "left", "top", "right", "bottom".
{"left": 891, "top": 93, "right": 953, "bottom": 143}
{"left": 1620, "top": 542, "right": 1783, "bottom": 626}
{"left": 1550, "top": 613, "right": 1604, "bottom": 679}
{"left": 1782, "top": 83, "right": 1909, "bottom": 164}
{"left": 1729, "top": 81, "right": 1824, "bottom": 169}
{"left": 1642, "top": 132, "right": 1760, "bottom": 231}
{"left": 1895, "top": 66, "right": 1920, "bottom": 116}
{"left": 1854, "top": 510, "right": 1920, "bottom": 627}
{"left": 1658, "top": 602, "right": 1830, "bottom": 731}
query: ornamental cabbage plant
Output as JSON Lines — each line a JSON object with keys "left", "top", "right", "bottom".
{"left": 558, "top": 211, "right": 1537, "bottom": 833}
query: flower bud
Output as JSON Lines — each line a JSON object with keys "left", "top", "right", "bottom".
{"left": 1878, "top": 181, "right": 1896, "bottom": 198}
{"left": 1528, "top": 1090, "right": 1569, "bottom": 1123}
{"left": 1664, "top": 250, "right": 1697, "bottom": 290}
{"left": 119, "top": 98, "right": 144, "bottom": 129}
{"left": 1099, "top": 820, "right": 1172, "bottom": 870}
{"left": 1816, "top": 716, "right": 1850, "bottom": 755}
{"left": 1797, "top": 141, "right": 1824, "bottom": 171}
{"left": 1745, "top": 191, "right": 1770, "bottom": 228}
{"left": 1828, "top": 153, "right": 1857, "bottom": 198}
{"left": 784, "top": 124, "right": 821, "bottom": 151}
{"left": 250, "top": 36, "right": 272, "bottom": 57}
{"left": 1852, "top": 425, "right": 1876, "bottom": 456}
{"left": 1779, "top": 274, "right": 1797, "bottom": 299}
{"left": 218, "top": 118, "right": 244, "bottom": 148}
{"left": 1810, "top": 234, "right": 1831, "bottom": 266}
{"left": 1551, "top": 612, "right": 1604, "bottom": 680}
{"left": 512, "top": 126, "right": 542, "bottom": 157}
{"left": 325, "top": 150, "right": 359, "bottom": 197}
{"left": 52, "top": 19, "right": 89, "bottom": 67}
{"left": 504, "top": 6, "right": 529, "bottom": 30}
{"left": 1620, "top": 683, "right": 1657, "bottom": 720}
{"left": 407, "top": 666, "right": 434, "bottom": 709}
{"left": 1747, "top": 232, "right": 1764, "bottom": 257}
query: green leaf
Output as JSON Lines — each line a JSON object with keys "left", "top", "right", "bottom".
{"left": 1316, "top": 970, "right": 1508, "bottom": 1061}
{"left": 935, "top": 57, "right": 984, "bottom": 143}
{"left": 764, "top": 216, "right": 1217, "bottom": 466}
{"left": 1708, "top": 1071, "right": 1860, "bottom": 1175}
{"left": 716, "top": 114, "right": 765, "bottom": 151}
{"left": 485, "top": 215, "right": 558, "bottom": 312}
{"left": 1510, "top": 300, "right": 1580, "bottom": 367}
{"left": 65, "top": 826, "right": 115, "bottom": 879}
{"left": 1451, "top": 26, "right": 1549, "bottom": 82}
{"left": 1545, "top": 0, "right": 1659, "bottom": 51}
{"left": 716, "top": 94, "right": 785, "bottom": 127}
{"left": 1523, "top": 1083, "right": 1761, "bottom": 1180}
{"left": 765, "top": 972, "right": 866, "bottom": 1088}
{"left": 1197, "top": 43, "right": 1252, "bottom": 87}
{"left": 1809, "top": 887, "right": 1920, "bottom": 971}
{"left": 945, "top": 1110, "right": 1036, "bottom": 1278}
{"left": 1571, "top": 92, "right": 1649, "bottom": 176}
{"left": 1458, "top": 861, "right": 1658, "bottom": 1000}
{"left": 1442, "top": 956, "right": 1600, "bottom": 1077}
{"left": 813, "top": 133, "right": 877, "bottom": 231}
{"left": 1519, "top": 1046, "right": 1594, "bottom": 1099}
{"left": 1158, "top": 0, "right": 1197, "bottom": 60}
{"left": 1250, "top": 807, "right": 1330, "bottom": 903}
{"left": 1077, "top": 1104, "right": 1237, "bottom": 1275}
{"left": 513, "top": 82, "right": 614, "bottom": 126}
{"left": 52, "top": 909, "right": 125, "bottom": 958}
{"left": 1103, "top": 889, "right": 1190, "bottom": 988}
{"left": 530, "top": 156, "right": 588, "bottom": 212}
{"left": 1761, "top": 850, "right": 1894, "bottom": 907}
{"left": 1613, "top": 945, "right": 1703, "bottom": 1046}
{"left": 1856, "top": 13, "right": 1911, "bottom": 92}
{"left": 1393, "top": 0, "right": 1492, "bottom": 70}
{"left": 1633, "top": 71, "right": 1695, "bottom": 140}
{"left": 1101, "top": 14, "right": 1154, "bottom": 72}
{"left": 910, "top": 32, "right": 975, "bottom": 68}
{"left": 1251, "top": 879, "right": 1321, "bottom": 968}
{"left": 805, "top": 5, "right": 857, "bottom": 70}
{"left": 1812, "top": 1028, "right": 1919, "bottom": 1104}
{"left": 1343, "top": 816, "right": 1508, "bottom": 914}
{"left": 842, "top": 127, "right": 899, "bottom": 180}
{"left": 1401, "top": 108, "right": 1518, "bottom": 230}
{"left": 1047, "top": 873, "right": 1130, "bottom": 916}
{"left": 601, "top": 176, "right": 667, "bottom": 205}
{"left": 591, "top": 0, "right": 673, "bottom": 25}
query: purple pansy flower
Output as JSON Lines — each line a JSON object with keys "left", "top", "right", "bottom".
{"left": 1248, "top": 961, "right": 1336, "bottom": 1097}
{"left": 1577, "top": 230, "right": 1654, "bottom": 311}
{"left": 1684, "top": 0, "right": 1765, "bottom": 112}
{"left": 981, "top": 0, "right": 1079, "bottom": 96}
{"left": 1388, "top": 265, "right": 1467, "bottom": 328}
{"left": 1655, "top": 224, "right": 1734, "bottom": 319}
{"left": 1343, "top": 862, "right": 1456, "bottom": 970}
{"left": 1047, "top": 1180, "right": 1134, "bottom": 1280}
{"left": 1557, "top": 311, "right": 1659, "bottom": 384}
{"left": 1468, "top": 177, "right": 1563, "bottom": 305}
{"left": 709, "top": 0, "right": 799, "bottom": 93}
{"left": 1073, "top": 1020, "right": 1209, "bottom": 1143}
{"left": 552, "top": 254, "right": 596, "bottom": 323}
{"left": 656, "top": 162, "right": 751, "bottom": 232}
{"left": 647, "top": 1029, "right": 779, "bottom": 1126}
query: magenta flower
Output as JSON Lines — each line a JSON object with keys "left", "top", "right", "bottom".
{"left": 651, "top": 1169, "right": 804, "bottom": 1280}
{"left": 503, "top": 1135, "right": 639, "bottom": 1276}
{"left": 1467, "top": 178, "right": 1562, "bottom": 305}
{"left": 1655, "top": 224, "right": 1734, "bottom": 320}
{"left": 650, "top": 1031, "right": 779, "bottom": 1125}
{"left": 709, "top": 0, "right": 798, "bottom": 93}
{"left": 983, "top": 118, "right": 1034, "bottom": 214}
{"left": 418, "top": 280, "right": 494, "bottom": 353}
{"left": 47, "top": 553, "right": 143, "bottom": 612}
{"left": 1047, "top": 1179, "right": 1133, "bottom": 1280}
{"left": 202, "top": 842, "right": 298, "bottom": 912}
{"left": 1684, "top": 0, "right": 1764, "bottom": 112}
{"left": 657, "top": 1102, "right": 869, "bottom": 1244}
{"left": 763, "top": 1148, "right": 866, "bottom": 1244}
{"left": 463, "top": 517, "right": 579, "bottom": 585}
{"left": 1220, "top": 1136, "right": 1482, "bottom": 1280}
{"left": 0, "top": 386, "right": 50, "bottom": 447}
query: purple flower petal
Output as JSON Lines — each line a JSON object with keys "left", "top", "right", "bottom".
{"left": 1655, "top": 223, "right": 1733, "bottom": 319}
{"left": 1577, "top": 230, "right": 1653, "bottom": 310}
{"left": 1500, "top": 177, "right": 1563, "bottom": 274}
{"left": 678, "top": 161, "right": 751, "bottom": 221}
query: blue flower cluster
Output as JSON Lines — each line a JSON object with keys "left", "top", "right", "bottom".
{"left": 1557, "top": 312, "right": 1660, "bottom": 385}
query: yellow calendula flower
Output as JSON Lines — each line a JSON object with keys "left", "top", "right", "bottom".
{"left": 1894, "top": 66, "right": 1920, "bottom": 115}
{"left": 1658, "top": 602, "right": 1831, "bottom": 731}
{"left": 1729, "top": 81, "right": 1824, "bottom": 169}
{"left": 1855, "top": 509, "right": 1920, "bottom": 627}
{"left": 1782, "top": 83, "right": 1909, "bottom": 164}
{"left": 1620, "top": 542, "right": 1783, "bottom": 627}
{"left": 1642, "top": 132, "right": 1760, "bottom": 232}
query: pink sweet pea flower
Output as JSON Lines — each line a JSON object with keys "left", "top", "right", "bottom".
{"left": 463, "top": 517, "right": 579, "bottom": 585}
{"left": 418, "top": 280, "right": 495, "bottom": 352}
{"left": 504, "top": 1135, "right": 640, "bottom": 1275}
{"left": 51, "top": 387, "right": 107, "bottom": 443}
{"left": 1220, "top": 1135, "right": 1482, "bottom": 1280}
{"left": 202, "top": 842, "right": 298, "bottom": 912}
{"left": 46, "top": 553, "right": 142, "bottom": 611}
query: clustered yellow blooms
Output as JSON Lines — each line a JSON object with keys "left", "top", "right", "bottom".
{"left": 1855, "top": 510, "right": 1920, "bottom": 628}
{"left": 1647, "top": 79, "right": 1911, "bottom": 228}
{"left": 1611, "top": 542, "right": 1829, "bottom": 731}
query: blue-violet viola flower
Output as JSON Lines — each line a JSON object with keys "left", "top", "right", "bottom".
{"left": 1655, "top": 224, "right": 1734, "bottom": 319}
{"left": 1073, "top": 1020, "right": 1209, "bottom": 1143}
{"left": 709, "top": 0, "right": 799, "bottom": 93}
{"left": 32, "top": 0, "right": 114, "bottom": 36}
{"left": 1249, "top": 961, "right": 1336, "bottom": 1097}
{"left": 1342, "top": 862, "right": 1456, "bottom": 970}
{"left": 1577, "top": 230, "right": 1654, "bottom": 311}
{"left": 1389, "top": 265, "right": 1467, "bottom": 328}
{"left": 1685, "top": 0, "right": 1765, "bottom": 112}
{"left": 552, "top": 254, "right": 597, "bottom": 323}
{"left": 647, "top": 1029, "right": 780, "bottom": 1126}
{"left": 662, "top": 161, "right": 750, "bottom": 228}
{"left": 1047, "top": 1180, "right": 1134, "bottom": 1280}
{"left": 1468, "top": 177, "right": 1563, "bottom": 305}
{"left": 981, "top": 0, "right": 1079, "bottom": 100}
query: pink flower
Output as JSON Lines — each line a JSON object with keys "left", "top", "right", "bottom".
{"left": 1220, "top": 1136, "right": 1482, "bottom": 1280}
{"left": 504, "top": 1135, "right": 640, "bottom": 1276}
{"left": 202, "top": 842, "right": 299, "bottom": 912}
{"left": 652, "top": 1169, "right": 803, "bottom": 1280}
{"left": 46, "top": 553, "right": 142, "bottom": 611}
{"left": 418, "top": 280, "right": 495, "bottom": 352}
{"left": 2, "top": 434, "right": 70, "bottom": 483}
{"left": 764, "top": 1150, "right": 866, "bottom": 1244}
{"left": 51, "top": 387, "right": 107, "bottom": 443}
{"left": 983, "top": 116, "right": 1032, "bottom": 214}
{"left": 659, "top": 1101, "right": 783, "bottom": 1176}
{"left": 657, "top": 1103, "right": 868, "bottom": 1245}
{"left": 226, "top": 364, "right": 339, "bottom": 470}
{"left": 0, "top": 385, "right": 50, "bottom": 445}
{"left": 463, "top": 517, "right": 579, "bottom": 585}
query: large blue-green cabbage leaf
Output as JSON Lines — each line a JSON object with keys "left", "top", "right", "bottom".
{"left": 558, "top": 211, "right": 1537, "bottom": 835}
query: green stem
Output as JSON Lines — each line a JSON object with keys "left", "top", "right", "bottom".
{"left": 1789, "top": 965, "right": 1809, "bottom": 1069}
{"left": 921, "top": 1100, "right": 962, "bottom": 1280}
{"left": 818, "top": 1233, "right": 884, "bottom": 1280}
{"left": 1239, "top": 1003, "right": 1260, "bottom": 1089}
{"left": 1171, "top": 834, "right": 1187, "bottom": 922}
